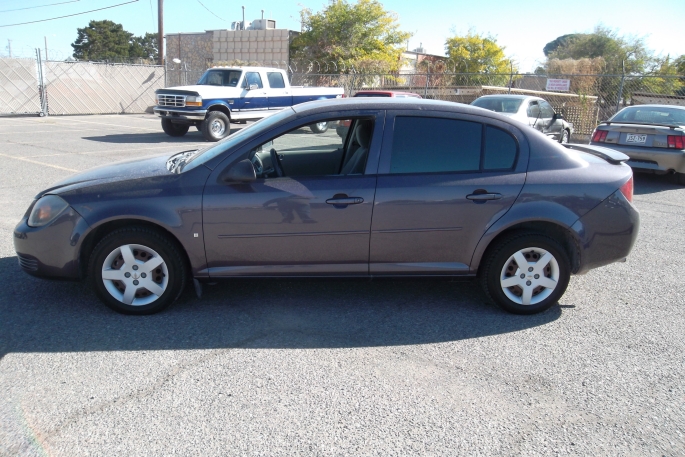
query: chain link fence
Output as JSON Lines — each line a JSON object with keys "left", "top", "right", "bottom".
{"left": 3, "top": 51, "right": 684, "bottom": 142}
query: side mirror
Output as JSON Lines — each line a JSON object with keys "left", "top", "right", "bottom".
{"left": 554, "top": 112, "right": 564, "bottom": 120}
{"left": 221, "top": 159, "right": 256, "bottom": 183}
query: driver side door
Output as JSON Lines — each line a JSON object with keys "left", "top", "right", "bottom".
{"left": 202, "top": 113, "right": 384, "bottom": 277}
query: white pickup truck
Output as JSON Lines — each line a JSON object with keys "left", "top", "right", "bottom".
{"left": 154, "top": 66, "right": 344, "bottom": 141}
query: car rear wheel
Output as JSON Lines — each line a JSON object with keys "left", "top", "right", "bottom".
{"left": 201, "top": 111, "right": 231, "bottom": 142}
{"left": 161, "top": 119, "right": 189, "bottom": 137}
{"left": 676, "top": 172, "right": 685, "bottom": 186}
{"left": 89, "top": 227, "right": 187, "bottom": 315}
{"left": 480, "top": 233, "right": 570, "bottom": 314}
{"left": 310, "top": 122, "right": 329, "bottom": 134}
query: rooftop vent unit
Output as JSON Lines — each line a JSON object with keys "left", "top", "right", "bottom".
{"left": 249, "top": 19, "right": 276, "bottom": 30}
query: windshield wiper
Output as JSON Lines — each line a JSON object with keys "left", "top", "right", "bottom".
{"left": 167, "top": 149, "right": 198, "bottom": 174}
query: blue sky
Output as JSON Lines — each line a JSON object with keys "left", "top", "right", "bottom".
{"left": 2, "top": 0, "right": 684, "bottom": 71}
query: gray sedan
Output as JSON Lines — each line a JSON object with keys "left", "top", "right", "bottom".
{"left": 471, "top": 94, "right": 573, "bottom": 143}
{"left": 14, "top": 98, "right": 638, "bottom": 316}
{"left": 590, "top": 104, "right": 685, "bottom": 185}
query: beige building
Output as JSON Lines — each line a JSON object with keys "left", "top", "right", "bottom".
{"left": 164, "top": 22, "right": 297, "bottom": 86}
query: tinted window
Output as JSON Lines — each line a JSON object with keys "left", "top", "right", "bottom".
{"left": 390, "top": 117, "right": 481, "bottom": 174}
{"left": 197, "top": 70, "right": 242, "bottom": 87}
{"left": 244, "top": 72, "right": 263, "bottom": 89}
{"left": 267, "top": 72, "right": 285, "bottom": 89}
{"left": 472, "top": 97, "right": 523, "bottom": 113}
{"left": 484, "top": 126, "right": 517, "bottom": 170}
{"left": 612, "top": 106, "right": 685, "bottom": 125}
{"left": 539, "top": 101, "right": 554, "bottom": 118}
{"left": 527, "top": 102, "right": 540, "bottom": 118}
{"left": 354, "top": 93, "right": 391, "bottom": 97}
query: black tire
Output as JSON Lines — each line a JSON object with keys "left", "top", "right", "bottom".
{"left": 200, "top": 111, "right": 231, "bottom": 142}
{"left": 88, "top": 227, "right": 187, "bottom": 315}
{"left": 310, "top": 121, "right": 329, "bottom": 134}
{"left": 480, "top": 232, "right": 571, "bottom": 315}
{"left": 676, "top": 172, "right": 685, "bottom": 186}
{"left": 559, "top": 129, "right": 570, "bottom": 144}
{"left": 161, "top": 119, "right": 190, "bottom": 137}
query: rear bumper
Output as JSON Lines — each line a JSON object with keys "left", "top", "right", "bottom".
{"left": 589, "top": 142, "right": 685, "bottom": 173}
{"left": 13, "top": 208, "right": 90, "bottom": 280}
{"left": 153, "top": 107, "right": 207, "bottom": 122}
{"left": 571, "top": 189, "right": 639, "bottom": 274}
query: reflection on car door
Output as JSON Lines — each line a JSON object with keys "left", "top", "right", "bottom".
{"left": 527, "top": 101, "right": 542, "bottom": 131}
{"left": 538, "top": 100, "right": 556, "bottom": 138}
{"left": 369, "top": 113, "right": 526, "bottom": 275}
{"left": 202, "top": 115, "right": 384, "bottom": 276}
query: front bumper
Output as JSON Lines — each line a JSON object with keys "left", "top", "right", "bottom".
{"left": 153, "top": 107, "right": 207, "bottom": 122}
{"left": 571, "top": 189, "right": 640, "bottom": 274}
{"left": 14, "top": 207, "right": 90, "bottom": 280}
{"left": 589, "top": 142, "right": 685, "bottom": 174}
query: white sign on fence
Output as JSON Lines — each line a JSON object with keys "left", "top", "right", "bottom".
{"left": 546, "top": 79, "right": 571, "bottom": 92}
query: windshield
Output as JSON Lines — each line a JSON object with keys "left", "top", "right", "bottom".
{"left": 472, "top": 97, "right": 523, "bottom": 113}
{"left": 180, "top": 109, "right": 296, "bottom": 172}
{"left": 197, "top": 69, "right": 243, "bottom": 87}
{"left": 611, "top": 106, "right": 685, "bottom": 126}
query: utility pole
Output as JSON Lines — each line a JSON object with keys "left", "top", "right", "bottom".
{"left": 7, "top": 39, "right": 11, "bottom": 58}
{"left": 157, "top": 0, "right": 164, "bottom": 65}
{"left": 44, "top": 36, "right": 48, "bottom": 61}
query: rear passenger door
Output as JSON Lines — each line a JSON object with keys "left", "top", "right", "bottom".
{"left": 369, "top": 112, "right": 528, "bottom": 274}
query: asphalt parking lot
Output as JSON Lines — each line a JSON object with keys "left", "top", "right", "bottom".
{"left": 1, "top": 114, "right": 684, "bottom": 456}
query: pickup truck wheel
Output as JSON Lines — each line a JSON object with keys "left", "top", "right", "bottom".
{"left": 201, "top": 111, "right": 231, "bottom": 142}
{"left": 161, "top": 119, "right": 189, "bottom": 137}
{"left": 310, "top": 122, "right": 329, "bottom": 134}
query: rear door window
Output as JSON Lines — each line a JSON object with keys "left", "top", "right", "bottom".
{"left": 390, "top": 117, "right": 482, "bottom": 174}
{"left": 267, "top": 72, "right": 286, "bottom": 89}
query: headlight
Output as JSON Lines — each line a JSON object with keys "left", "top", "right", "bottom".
{"left": 185, "top": 95, "right": 203, "bottom": 107}
{"left": 28, "top": 195, "right": 69, "bottom": 227}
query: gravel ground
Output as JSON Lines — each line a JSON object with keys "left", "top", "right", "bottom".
{"left": 0, "top": 114, "right": 683, "bottom": 456}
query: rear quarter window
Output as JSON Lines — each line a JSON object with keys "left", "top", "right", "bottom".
{"left": 484, "top": 126, "right": 518, "bottom": 170}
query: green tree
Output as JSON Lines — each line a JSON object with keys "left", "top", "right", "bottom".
{"left": 543, "top": 34, "right": 583, "bottom": 57}
{"left": 290, "top": 0, "right": 411, "bottom": 72}
{"left": 445, "top": 31, "right": 513, "bottom": 74}
{"left": 72, "top": 20, "right": 158, "bottom": 62}
{"left": 545, "top": 25, "right": 654, "bottom": 74}
{"left": 129, "top": 32, "right": 159, "bottom": 61}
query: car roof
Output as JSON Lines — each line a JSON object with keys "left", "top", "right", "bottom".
{"left": 474, "top": 94, "right": 542, "bottom": 101}
{"left": 291, "top": 97, "right": 509, "bottom": 121}
{"left": 618, "top": 104, "right": 685, "bottom": 111}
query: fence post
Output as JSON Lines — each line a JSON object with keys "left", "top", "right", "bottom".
{"left": 615, "top": 61, "right": 626, "bottom": 114}
{"left": 35, "top": 48, "right": 48, "bottom": 116}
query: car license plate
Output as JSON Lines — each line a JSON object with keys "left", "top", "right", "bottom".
{"left": 626, "top": 134, "right": 647, "bottom": 144}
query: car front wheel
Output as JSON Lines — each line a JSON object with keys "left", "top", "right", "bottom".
{"left": 480, "top": 233, "right": 570, "bottom": 314}
{"left": 200, "top": 111, "right": 231, "bottom": 142}
{"left": 310, "top": 121, "right": 329, "bottom": 134}
{"left": 161, "top": 119, "right": 190, "bottom": 137}
{"left": 559, "top": 129, "right": 570, "bottom": 144}
{"left": 89, "top": 227, "right": 187, "bottom": 315}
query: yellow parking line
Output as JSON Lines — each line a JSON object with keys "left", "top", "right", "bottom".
{"left": 24, "top": 144, "right": 204, "bottom": 157}
{"left": 0, "top": 153, "right": 78, "bottom": 172}
{"left": 62, "top": 118, "right": 161, "bottom": 132}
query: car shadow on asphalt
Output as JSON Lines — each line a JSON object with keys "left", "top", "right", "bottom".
{"left": 633, "top": 173, "right": 682, "bottom": 195}
{"left": 0, "top": 256, "right": 562, "bottom": 359}
{"left": 82, "top": 132, "right": 208, "bottom": 144}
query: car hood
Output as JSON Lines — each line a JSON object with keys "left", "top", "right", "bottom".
{"left": 162, "top": 85, "right": 242, "bottom": 99}
{"left": 39, "top": 153, "right": 177, "bottom": 197}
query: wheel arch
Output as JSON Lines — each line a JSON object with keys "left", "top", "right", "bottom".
{"left": 78, "top": 218, "right": 192, "bottom": 280}
{"left": 206, "top": 103, "right": 231, "bottom": 119}
{"left": 474, "top": 220, "right": 581, "bottom": 277}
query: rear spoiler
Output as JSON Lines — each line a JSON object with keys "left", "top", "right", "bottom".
{"left": 562, "top": 144, "right": 629, "bottom": 165}
{"left": 600, "top": 120, "right": 679, "bottom": 130}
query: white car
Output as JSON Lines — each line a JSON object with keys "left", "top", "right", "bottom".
{"left": 471, "top": 95, "right": 573, "bottom": 144}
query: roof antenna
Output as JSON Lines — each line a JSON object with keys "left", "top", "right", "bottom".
{"left": 261, "top": 9, "right": 264, "bottom": 20}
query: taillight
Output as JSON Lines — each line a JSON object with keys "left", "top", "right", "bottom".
{"left": 592, "top": 130, "right": 608, "bottom": 142}
{"left": 619, "top": 176, "right": 633, "bottom": 203}
{"left": 667, "top": 135, "right": 684, "bottom": 149}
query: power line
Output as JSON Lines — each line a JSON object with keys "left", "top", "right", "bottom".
{"left": 0, "top": 0, "right": 139, "bottom": 28}
{"left": 0, "top": 0, "right": 80, "bottom": 13}
{"left": 196, "top": 0, "right": 226, "bottom": 22}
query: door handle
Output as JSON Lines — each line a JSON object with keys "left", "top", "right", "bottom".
{"left": 326, "top": 195, "right": 364, "bottom": 208}
{"left": 466, "top": 192, "right": 502, "bottom": 201}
